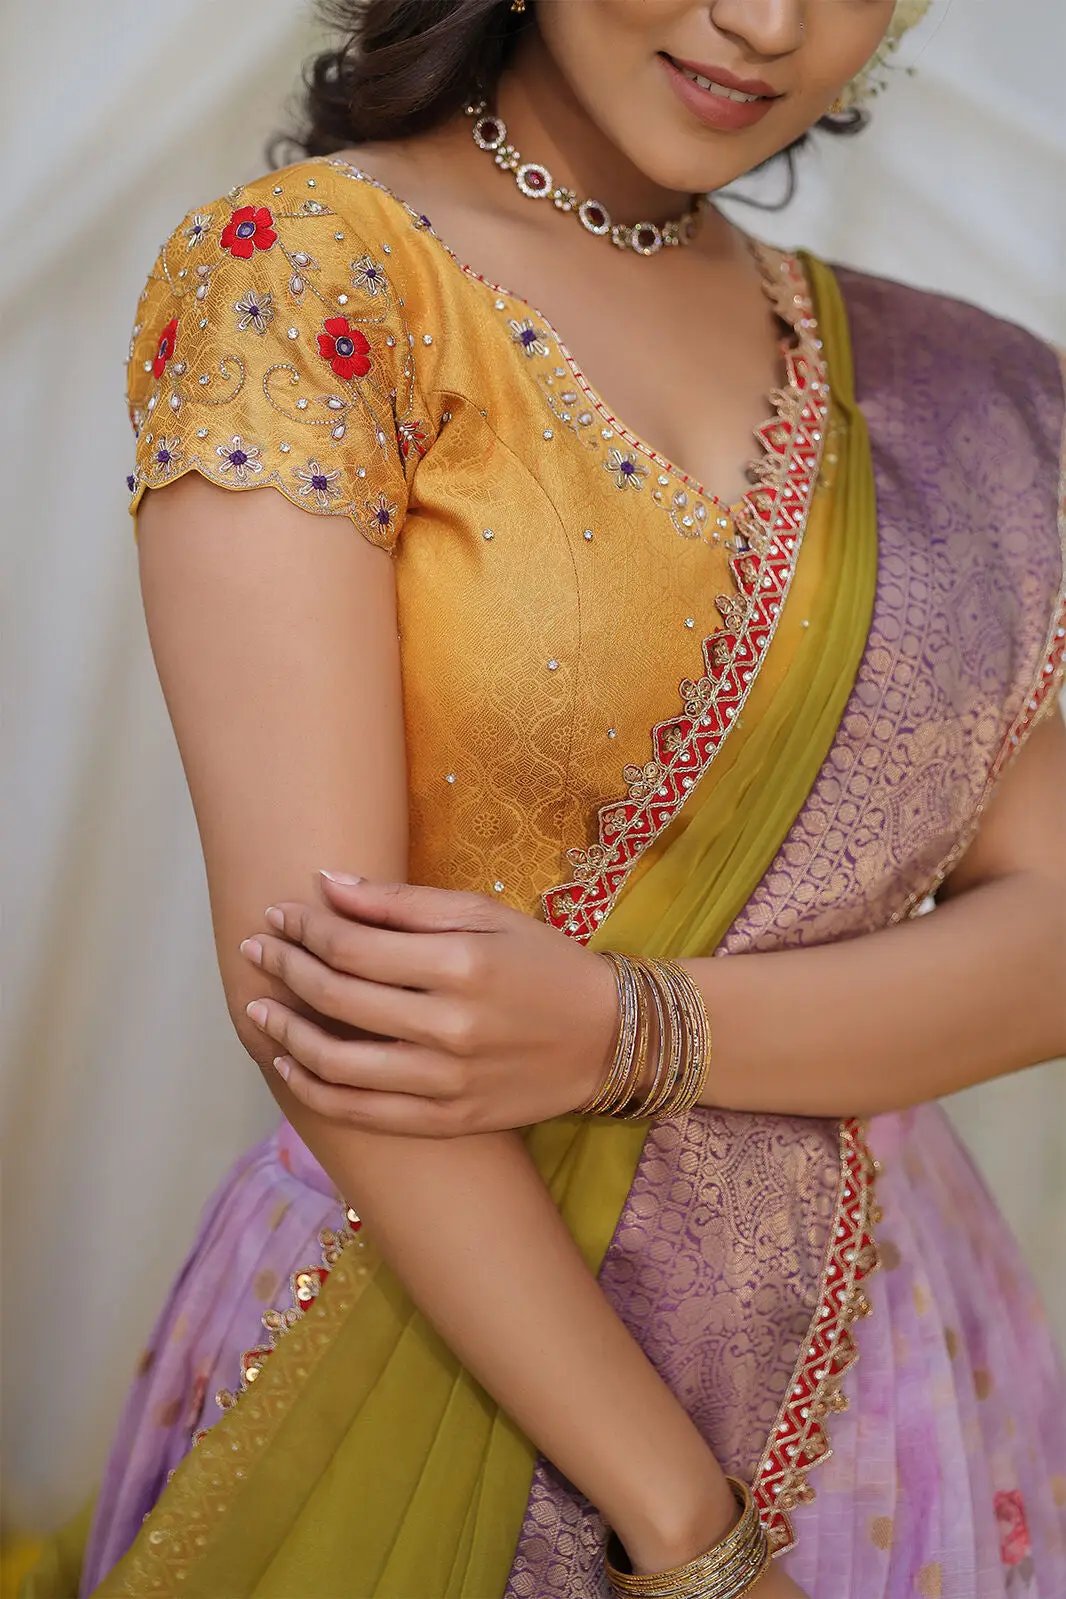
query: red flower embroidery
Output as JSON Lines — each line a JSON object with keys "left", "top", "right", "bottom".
{"left": 220, "top": 205, "right": 277, "bottom": 259}
{"left": 994, "top": 1490, "right": 1031, "bottom": 1567}
{"left": 398, "top": 419, "right": 429, "bottom": 460}
{"left": 317, "top": 316, "right": 371, "bottom": 380}
{"left": 152, "top": 316, "right": 178, "bottom": 379}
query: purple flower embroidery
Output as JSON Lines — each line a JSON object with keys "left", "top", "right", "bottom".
{"left": 294, "top": 459, "right": 342, "bottom": 507}
{"left": 184, "top": 213, "right": 213, "bottom": 250}
{"left": 365, "top": 492, "right": 398, "bottom": 543}
{"left": 508, "top": 317, "right": 549, "bottom": 359}
{"left": 351, "top": 254, "right": 387, "bottom": 297}
{"left": 216, "top": 436, "right": 263, "bottom": 483}
{"left": 152, "top": 436, "right": 182, "bottom": 476}
{"left": 126, "top": 473, "right": 136, "bottom": 493}
{"left": 605, "top": 446, "right": 648, "bottom": 490}
{"left": 234, "top": 290, "right": 275, "bottom": 335}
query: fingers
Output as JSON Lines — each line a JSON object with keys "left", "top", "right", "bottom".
{"left": 270, "top": 1054, "right": 474, "bottom": 1137}
{"left": 243, "top": 934, "right": 443, "bottom": 1044}
{"left": 318, "top": 872, "right": 505, "bottom": 934}
{"left": 246, "top": 998, "right": 466, "bottom": 1098}
{"left": 262, "top": 901, "right": 473, "bottom": 992}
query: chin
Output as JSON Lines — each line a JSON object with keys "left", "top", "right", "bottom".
{"left": 617, "top": 137, "right": 758, "bottom": 199}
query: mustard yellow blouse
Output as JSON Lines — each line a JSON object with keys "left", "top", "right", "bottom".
{"left": 126, "top": 155, "right": 833, "bottom": 925}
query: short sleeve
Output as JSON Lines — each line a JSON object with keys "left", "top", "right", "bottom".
{"left": 125, "top": 173, "right": 434, "bottom": 554}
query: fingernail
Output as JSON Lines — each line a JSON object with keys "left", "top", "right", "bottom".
{"left": 246, "top": 1000, "right": 269, "bottom": 1026}
{"left": 240, "top": 938, "right": 263, "bottom": 964}
{"left": 320, "top": 870, "right": 364, "bottom": 885}
{"left": 264, "top": 906, "right": 284, "bottom": 931}
{"left": 272, "top": 1055, "right": 291, "bottom": 1082}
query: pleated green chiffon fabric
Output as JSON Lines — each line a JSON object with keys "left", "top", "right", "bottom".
{"left": 86, "top": 252, "right": 877, "bottom": 1599}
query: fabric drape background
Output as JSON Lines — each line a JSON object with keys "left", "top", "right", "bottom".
{"left": 3, "top": 0, "right": 1064, "bottom": 1539}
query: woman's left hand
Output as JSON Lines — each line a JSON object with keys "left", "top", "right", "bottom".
{"left": 240, "top": 871, "right": 619, "bottom": 1137}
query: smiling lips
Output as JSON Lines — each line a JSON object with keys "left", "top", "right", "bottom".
{"left": 659, "top": 52, "right": 783, "bottom": 131}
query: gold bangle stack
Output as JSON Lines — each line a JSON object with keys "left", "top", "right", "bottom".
{"left": 576, "top": 951, "right": 712, "bottom": 1121}
{"left": 604, "top": 1476, "right": 770, "bottom": 1599}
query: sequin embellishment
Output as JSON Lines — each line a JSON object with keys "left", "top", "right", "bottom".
{"left": 198, "top": 1206, "right": 365, "bottom": 1445}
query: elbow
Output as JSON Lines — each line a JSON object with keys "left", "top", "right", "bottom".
{"left": 221, "top": 964, "right": 279, "bottom": 1076}
{"left": 217, "top": 931, "right": 307, "bottom": 1072}
{"left": 232, "top": 1010, "right": 274, "bottom": 1076}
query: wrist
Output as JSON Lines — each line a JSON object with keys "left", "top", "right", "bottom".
{"left": 610, "top": 1458, "right": 738, "bottom": 1576}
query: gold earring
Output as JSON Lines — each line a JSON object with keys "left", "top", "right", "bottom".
{"left": 828, "top": 90, "right": 850, "bottom": 115}
{"left": 510, "top": 0, "right": 526, "bottom": 11}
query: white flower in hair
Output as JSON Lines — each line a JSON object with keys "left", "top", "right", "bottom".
{"left": 837, "top": 0, "right": 933, "bottom": 112}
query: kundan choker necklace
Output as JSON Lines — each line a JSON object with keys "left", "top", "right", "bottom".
{"left": 465, "top": 96, "right": 709, "bottom": 257}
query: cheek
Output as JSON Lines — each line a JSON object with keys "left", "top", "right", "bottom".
{"left": 537, "top": 0, "right": 672, "bottom": 133}
{"left": 540, "top": 0, "right": 689, "bottom": 77}
{"left": 603, "top": 0, "right": 693, "bottom": 22}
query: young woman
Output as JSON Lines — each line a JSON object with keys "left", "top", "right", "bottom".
{"left": 34, "top": 2, "right": 1066, "bottom": 1596}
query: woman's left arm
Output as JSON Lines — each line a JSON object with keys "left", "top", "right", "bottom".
{"left": 683, "top": 705, "right": 1066, "bottom": 1118}
{"left": 249, "top": 707, "right": 1065, "bottom": 1132}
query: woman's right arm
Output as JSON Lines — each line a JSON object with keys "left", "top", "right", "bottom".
{"left": 135, "top": 470, "right": 778, "bottom": 1583}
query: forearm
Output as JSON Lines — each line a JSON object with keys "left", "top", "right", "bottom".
{"left": 677, "top": 869, "right": 1065, "bottom": 1118}
{"left": 238, "top": 1021, "right": 735, "bottom": 1571}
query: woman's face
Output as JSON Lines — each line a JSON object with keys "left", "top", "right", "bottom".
{"left": 536, "top": 0, "right": 898, "bottom": 193}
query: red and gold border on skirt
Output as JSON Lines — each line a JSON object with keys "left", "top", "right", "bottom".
{"left": 751, "top": 1117, "right": 881, "bottom": 1555}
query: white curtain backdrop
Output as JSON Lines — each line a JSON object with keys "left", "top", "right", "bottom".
{"left": 4, "top": 0, "right": 1064, "bottom": 1535}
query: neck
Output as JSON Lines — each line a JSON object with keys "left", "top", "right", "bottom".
{"left": 490, "top": 32, "right": 704, "bottom": 230}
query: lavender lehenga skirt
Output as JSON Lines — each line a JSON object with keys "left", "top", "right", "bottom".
{"left": 81, "top": 270, "right": 1066, "bottom": 1597}
{"left": 81, "top": 1104, "right": 1066, "bottom": 1598}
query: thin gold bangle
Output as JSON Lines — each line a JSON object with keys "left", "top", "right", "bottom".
{"left": 619, "top": 957, "right": 672, "bottom": 1118}
{"left": 654, "top": 962, "right": 700, "bottom": 1119}
{"left": 579, "top": 952, "right": 635, "bottom": 1114}
{"left": 651, "top": 958, "right": 712, "bottom": 1118}
{"left": 578, "top": 946, "right": 629, "bottom": 1112}
{"left": 624, "top": 956, "right": 682, "bottom": 1119}
{"left": 627, "top": 955, "right": 654, "bottom": 1111}
{"left": 671, "top": 959, "right": 712, "bottom": 1115}
{"left": 577, "top": 951, "right": 645, "bottom": 1115}
{"left": 611, "top": 954, "right": 650, "bottom": 1113}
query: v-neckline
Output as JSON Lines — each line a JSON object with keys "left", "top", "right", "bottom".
{"left": 318, "top": 154, "right": 828, "bottom": 526}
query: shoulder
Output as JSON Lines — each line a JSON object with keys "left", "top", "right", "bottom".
{"left": 127, "top": 156, "right": 437, "bottom": 421}
{"left": 134, "top": 154, "right": 438, "bottom": 295}
{"left": 828, "top": 258, "right": 1065, "bottom": 429}
{"left": 125, "top": 158, "right": 445, "bottom": 550}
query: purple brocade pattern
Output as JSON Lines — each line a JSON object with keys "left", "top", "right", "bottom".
{"left": 502, "top": 270, "right": 1066, "bottom": 1597}
{"left": 715, "top": 270, "right": 1065, "bottom": 949}
{"left": 79, "top": 271, "right": 1066, "bottom": 1599}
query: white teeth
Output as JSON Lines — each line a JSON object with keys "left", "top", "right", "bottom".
{"left": 678, "top": 65, "right": 761, "bottom": 103}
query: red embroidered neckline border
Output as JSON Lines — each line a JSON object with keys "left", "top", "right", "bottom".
{"left": 540, "top": 252, "right": 830, "bottom": 940}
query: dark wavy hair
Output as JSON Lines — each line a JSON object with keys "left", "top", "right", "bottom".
{"left": 272, "top": 0, "right": 867, "bottom": 208}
